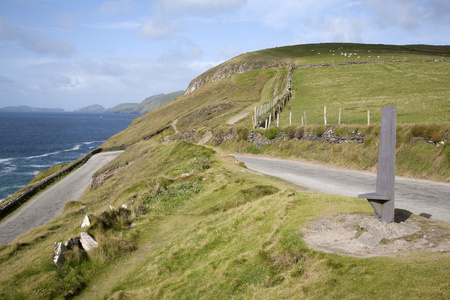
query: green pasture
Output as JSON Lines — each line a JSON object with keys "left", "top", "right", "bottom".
{"left": 277, "top": 61, "right": 449, "bottom": 126}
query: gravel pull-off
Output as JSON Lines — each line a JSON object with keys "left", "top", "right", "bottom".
{"left": 302, "top": 211, "right": 450, "bottom": 257}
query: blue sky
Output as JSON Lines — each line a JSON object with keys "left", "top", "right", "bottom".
{"left": 0, "top": 0, "right": 449, "bottom": 111}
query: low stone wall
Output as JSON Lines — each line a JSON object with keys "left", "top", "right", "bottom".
{"left": 0, "top": 148, "right": 103, "bottom": 220}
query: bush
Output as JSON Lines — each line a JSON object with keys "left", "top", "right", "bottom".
{"left": 425, "top": 125, "right": 441, "bottom": 140}
{"left": 315, "top": 126, "right": 325, "bottom": 137}
{"left": 287, "top": 128, "right": 296, "bottom": 139}
{"left": 238, "top": 128, "right": 249, "bottom": 141}
{"left": 411, "top": 124, "right": 426, "bottom": 137}
{"left": 264, "top": 128, "right": 280, "bottom": 140}
{"left": 431, "top": 132, "right": 443, "bottom": 143}
{"left": 296, "top": 128, "right": 305, "bottom": 139}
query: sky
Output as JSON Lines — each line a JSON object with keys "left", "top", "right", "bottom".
{"left": 0, "top": 0, "right": 449, "bottom": 111}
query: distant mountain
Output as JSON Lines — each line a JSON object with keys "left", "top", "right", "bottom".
{"left": 0, "top": 105, "right": 65, "bottom": 113}
{"left": 74, "top": 104, "right": 106, "bottom": 113}
{"left": 106, "top": 91, "right": 184, "bottom": 115}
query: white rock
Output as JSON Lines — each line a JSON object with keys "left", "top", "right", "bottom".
{"left": 53, "top": 242, "right": 68, "bottom": 268}
{"left": 80, "top": 232, "right": 98, "bottom": 251}
{"left": 121, "top": 204, "right": 128, "bottom": 209}
{"left": 81, "top": 215, "right": 90, "bottom": 228}
{"left": 109, "top": 205, "right": 115, "bottom": 210}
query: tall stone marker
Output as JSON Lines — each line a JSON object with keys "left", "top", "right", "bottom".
{"left": 358, "top": 106, "right": 396, "bottom": 223}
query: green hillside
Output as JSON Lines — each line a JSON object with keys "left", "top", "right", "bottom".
{"left": 106, "top": 91, "right": 183, "bottom": 115}
{"left": 0, "top": 43, "right": 449, "bottom": 299}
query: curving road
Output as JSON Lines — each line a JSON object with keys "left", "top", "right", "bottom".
{"left": 233, "top": 155, "right": 450, "bottom": 223}
{"left": 0, "top": 151, "right": 123, "bottom": 244}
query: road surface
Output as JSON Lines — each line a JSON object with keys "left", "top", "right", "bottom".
{"left": 234, "top": 155, "right": 450, "bottom": 223}
{"left": 0, "top": 151, "right": 123, "bottom": 244}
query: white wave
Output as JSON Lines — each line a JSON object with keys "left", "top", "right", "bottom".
{"left": 0, "top": 165, "right": 17, "bottom": 175}
{"left": 0, "top": 158, "right": 13, "bottom": 164}
{"left": 0, "top": 185, "right": 23, "bottom": 191}
{"left": 29, "top": 164, "right": 52, "bottom": 168}
{"left": 64, "top": 144, "right": 81, "bottom": 152}
{"left": 26, "top": 151, "right": 60, "bottom": 159}
{"left": 83, "top": 140, "right": 104, "bottom": 145}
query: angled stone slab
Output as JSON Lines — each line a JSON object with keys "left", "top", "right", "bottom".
{"left": 80, "top": 232, "right": 98, "bottom": 251}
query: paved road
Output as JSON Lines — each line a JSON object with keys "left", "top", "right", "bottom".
{"left": 233, "top": 155, "right": 450, "bottom": 223}
{"left": 0, "top": 151, "right": 123, "bottom": 244}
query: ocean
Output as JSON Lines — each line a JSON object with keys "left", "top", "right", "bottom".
{"left": 0, "top": 112, "right": 138, "bottom": 202}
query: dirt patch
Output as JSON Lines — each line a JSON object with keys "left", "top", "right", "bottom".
{"left": 302, "top": 211, "right": 450, "bottom": 257}
{"left": 91, "top": 162, "right": 132, "bottom": 190}
{"left": 198, "top": 130, "right": 213, "bottom": 145}
{"left": 226, "top": 112, "right": 249, "bottom": 125}
{"left": 177, "top": 103, "right": 232, "bottom": 129}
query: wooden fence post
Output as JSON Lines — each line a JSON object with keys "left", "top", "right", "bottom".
{"left": 338, "top": 108, "right": 341, "bottom": 125}
{"left": 289, "top": 112, "right": 292, "bottom": 125}
{"left": 324, "top": 106, "right": 327, "bottom": 125}
{"left": 304, "top": 110, "right": 307, "bottom": 125}
{"left": 368, "top": 110, "right": 371, "bottom": 125}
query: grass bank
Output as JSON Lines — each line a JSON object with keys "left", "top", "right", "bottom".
{"left": 221, "top": 123, "right": 449, "bottom": 182}
{"left": 0, "top": 141, "right": 448, "bottom": 299}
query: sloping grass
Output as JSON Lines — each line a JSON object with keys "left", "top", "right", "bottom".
{"left": 102, "top": 68, "right": 286, "bottom": 147}
{"left": 1, "top": 43, "right": 449, "bottom": 299}
{"left": 1, "top": 140, "right": 448, "bottom": 299}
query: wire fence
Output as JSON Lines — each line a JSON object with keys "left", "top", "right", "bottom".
{"left": 278, "top": 103, "right": 449, "bottom": 127}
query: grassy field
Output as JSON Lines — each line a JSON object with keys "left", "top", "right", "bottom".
{"left": 279, "top": 61, "right": 450, "bottom": 126}
{"left": 238, "top": 43, "right": 449, "bottom": 65}
{"left": 1, "top": 141, "right": 448, "bottom": 299}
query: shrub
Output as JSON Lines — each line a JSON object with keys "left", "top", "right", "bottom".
{"left": 411, "top": 124, "right": 426, "bottom": 137}
{"left": 288, "top": 128, "right": 296, "bottom": 139}
{"left": 296, "top": 128, "right": 305, "bottom": 139}
{"left": 425, "top": 125, "right": 441, "bottom": 140}
{"left": 431, "top": 132, "right": 443, "bottom": 143}
{"left": 315, "top": 126, "right": 325, "bottom": 137}
{"left": 365, "top": 125, "right": 374, "bottom": 134}
{"left": 238, "top": 128, "right": 249, "bottom": 141}
{"left": 264, "top": 128, "right": 280, "bottom": 140}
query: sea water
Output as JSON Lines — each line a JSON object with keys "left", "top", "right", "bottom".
{"left": 0, "top": 112, "right": 138, "bottom": 202}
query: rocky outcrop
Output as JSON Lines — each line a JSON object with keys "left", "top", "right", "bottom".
{"left": 210, "top": 130, "right": 238, "bottom": 145}
{"left": 184, "top": 61, "right": 289, "bottom": 95}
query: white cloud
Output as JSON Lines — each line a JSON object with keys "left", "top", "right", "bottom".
{"left": 0, "top": 74, "right": 14, "bottom": 84}
{"left": 141, "top": 14, "right": 181, "bottom": 39}
{"left": 0, "top": 16, "right": 75, "bottom": 56}
{"left": 97, "top": 0, "right": 135, "bottom": 15}
{"left": 362, "top": 0, "right": 450, "bottom": 30}
{"left": 160, "top": 0, "right": 247, "bottom": 14}
{"left": 54, "top": 12, "right": 75, "bottom": 30}
{"left": 324, "top": 16, "right": 363, "bottom": 42}
{"left": 83, "top": 21, "right": 142, "bottom": 30}
{"left": 214, "top": 44, "right": 242, "bottom": 60}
